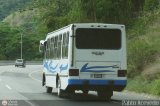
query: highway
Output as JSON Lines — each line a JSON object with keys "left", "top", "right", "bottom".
{"left": 0, "top": 65, "right": 159, "bottom": 106}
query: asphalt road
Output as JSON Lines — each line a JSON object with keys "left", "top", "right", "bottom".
{"left": 0, "top": 65, "right": 159, "bottom": 106}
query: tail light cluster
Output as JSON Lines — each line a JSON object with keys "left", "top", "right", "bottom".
{"left": 69, "top": 69, "right": 79, "bottom": 76}
{"left": 118, "top": 70, "right": 127, "bottom": 77}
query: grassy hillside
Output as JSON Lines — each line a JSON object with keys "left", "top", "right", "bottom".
{"left": 126, "top": 8, "right": 160, "bottom": 96}
{"left": 4, "top": 0, "right": 139, "bottom": 60}
{"left": 0, "top": 0, "right": 31, "bottom": 20}
{"left": 3, "top": 8, "right": 41, "bottom": 31}
{"left": 2, "top": 8, "right": 45, "bottom": 60}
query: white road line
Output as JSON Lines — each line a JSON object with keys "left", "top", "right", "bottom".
{"left": 24, "top": 100, "right": 37, "bottom": 106}
{"left": 28, "top": 70, "right": 42, "bottom": 83}
{"left": 112, "top": 100, "right": 121, "bottom": 104}
{"left": 5, "top": 84, "right": 12, "bottom": 90}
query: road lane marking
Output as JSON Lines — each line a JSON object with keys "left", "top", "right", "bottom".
{"left": 24, "top": 100, "right": 37, "bottom": 106}
{"left": 5, "top": 84, "right": 12, "bottom": 90}
{"left": 28, "top": 70, "right": 42, "bottom": 83}
{"left": 112, "top": 100, "right": 121, "bottom": 104}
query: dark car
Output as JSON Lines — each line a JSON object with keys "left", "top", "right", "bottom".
{"left": 15, "top": 59, "right": 26, "bottom": 67}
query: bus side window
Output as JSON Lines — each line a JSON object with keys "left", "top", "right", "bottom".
{"left": 62, "top": 33, "right": 66, "bottom": 58}
{"left": 44, "top": 41, "right": 47, "bottom": 59}
{"left": 66, "top": 32, "right": 69, "bottom": 58}
{"left": 58, "top": 34, "right": 62, "bottom": 59}
{"left": 62, "top": 32, "right": 69, "bottom": 59}
{"left": 46, "top": 38, "right": 50, "bottom": 59}
{"left": 55, "top": 36, "right": 58, "bottom": 59}
{"left": 53, "top": 37, "right": 56, "bottom": 59}
{"left": 51, "top": 37, "right": 54, "bottom": 58}
{"left": 49, "top": 38, "right": 51, "bottom": 58}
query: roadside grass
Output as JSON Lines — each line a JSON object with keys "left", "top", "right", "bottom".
{"left": 126, "top": 76, "right": 160, "bottom": 96}
{"left": 126, "top": 8, "right": 160, "bottom": 96}
{"left": 142, "top": 59, "right": 160, "bottom": 81}
{"left": 3, "top": 9, "right": 40, "bottom": 27}
{"left": 127, "top": 8, "right": 160, "bottom": 78}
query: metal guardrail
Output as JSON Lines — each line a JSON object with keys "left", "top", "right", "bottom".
{"left": 0, "top": 60, "right": 43, "bottom": 66}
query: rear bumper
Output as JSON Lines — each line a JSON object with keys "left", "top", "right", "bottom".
{"left": 15, "top": 63, "right": 25, "bottom": 67}
{"left": 67, "top": 79, "right": 127, "bottom": 91}
{"left": 15, "top": 63, "right": 23, "bottom": 65}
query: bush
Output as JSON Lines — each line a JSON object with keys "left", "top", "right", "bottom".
{"left": 0, "top": 54, "right": 6, "bottom": 60}
{"left": 144, "top": 0, "right": 160, "bottom": 11}
{"left": 127, "top": 39, "right": 157, "bottom": 78}
{"left": 150, "top": 79, "right": 160, "bottom": 95}
{"left": 126, "top": 76, "right": 150, "bottom": 93}
{"left": 142, "top": 63, "right": 160, "bottom": 81}
{"left": 126, "top": 77, "right": 160, "bottom": 96}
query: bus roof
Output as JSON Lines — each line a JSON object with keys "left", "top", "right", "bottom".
{"left": 45, "top": 23, "right": 125, "bottom": 39}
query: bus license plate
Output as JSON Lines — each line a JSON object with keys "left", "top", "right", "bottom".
{"left": 94, "top": 74, "right": 102, "bottom": 78}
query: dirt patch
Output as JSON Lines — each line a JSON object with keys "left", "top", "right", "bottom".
{"left": 142, "top": 58, "right": 160, "bottom": 80}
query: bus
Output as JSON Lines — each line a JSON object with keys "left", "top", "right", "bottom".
{"left": 39, "top": 23, "right": 127, "bottom": 100}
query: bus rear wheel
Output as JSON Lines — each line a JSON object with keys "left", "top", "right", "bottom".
{"left": 97, "top": 90, "right": 112, "bottom": 100}
{"left": 82, "top": 90, "right": 89, "bottom": 95}
{"left": 46, "top": 86, "right": 52, "bottom": 93}
{"left": 57, "top": 78, "right": 64, "bottom": 97}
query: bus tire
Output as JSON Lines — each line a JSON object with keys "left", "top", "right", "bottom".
{"left": 42, "top": 74, "right": 45, "bottom": 86}
{"left": 57, "top": 78, "right": 63, "bottom": 97}
{"left": 46, "top": 86, "right": 52, "bottom": 93}
{"left": 82, "top": 90, "right": 89, "bottom": 95}
{"left": 67, "top": 89, "right": 75, "bottom": 98}
{"left": 97, "top": 90, "right": 112, "bottom": 101}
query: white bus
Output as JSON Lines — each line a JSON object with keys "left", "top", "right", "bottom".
{"left": 39, "top": 23, "right": 127, "bottom": 100}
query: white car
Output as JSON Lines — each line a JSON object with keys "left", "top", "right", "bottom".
{"left": 15, "top": 59, "right": 26, "bottom": 67}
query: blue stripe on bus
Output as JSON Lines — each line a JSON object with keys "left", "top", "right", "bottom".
{"left": 89, "top": 80, "right": 108, "bottom": 85}
{"left": 80, "top": 63, "right": 115, "bottom": 72}
{"left": 60, "top": 64, "right": 68, "bottom": 72}
{"left": 43, "top": 61, "right": 57, "bottom": 73}
{"left": 114, "top": 80, "right": 127, "bottom": 85}
{"left": 68, "top": 79, "right": 127, "bottom": 86}
{"left": 43, "top": 61, "right": 68, "bottom": 73}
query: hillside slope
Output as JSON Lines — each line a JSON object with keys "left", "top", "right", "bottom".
{"left": 0, "top": 0, "right": 32, "bottom": 20}
{"left": 3, "top": 9, "right": 40, "bottom": 28}
{"left": 1, "top": 8, "right": 44, "bottom": 60}
{"left": 127, "top": 8, "right": 160, "bottom": 96}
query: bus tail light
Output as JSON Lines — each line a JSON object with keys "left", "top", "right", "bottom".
{"left": 69, "top": 69, "right": 79, "bottom": 76}
{"left": 118, "top": 70, "right": 127, "bottom": 77}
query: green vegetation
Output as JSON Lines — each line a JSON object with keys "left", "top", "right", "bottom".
{"left": 0, "top": 22, "right": 43, "bottom": 60}
{"left": 127, "top": 76, "right": 160, "bottom": 95}
{"left": 0, "top": 22, "right": 20, "bottom": 59}
{"left": 0, "top": 0, "right": 31, "bottom": 20}
{"left": 0, "top": 0, "right": 160, "bottom": 96}
{"left": 35, "top": 0, "right": 144, "bottom": 30}
{"left": 2, "top": 0, "right": 145, "bottom": 60}
{"left": 127, "top": 2, "right": 160, "bottom": 96}
{"left": 128, "top": 10, "right": 160, "bottom": 77}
